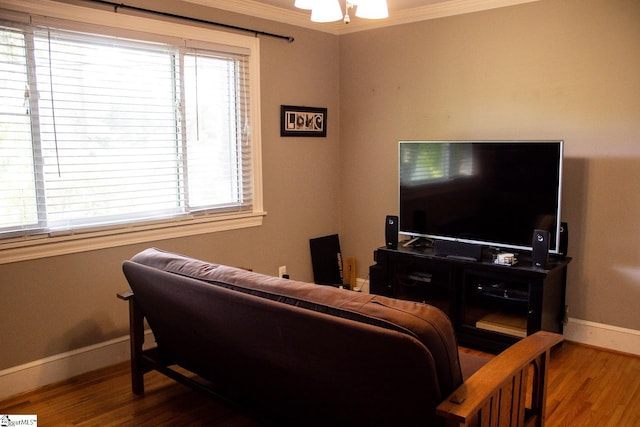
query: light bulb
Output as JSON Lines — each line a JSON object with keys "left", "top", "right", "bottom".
{"left": 294, "top": 0, "right": 315, "bottom": 10}
{"left": 311, "top": 0, "right": 343, "bottom": 23}
{"left": 355, "top": 0, "right": 388, "bottom": 19}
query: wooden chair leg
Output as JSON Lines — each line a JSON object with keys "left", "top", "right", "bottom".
{"left": 118, "top": 291, "right": 145, "bottom": 395}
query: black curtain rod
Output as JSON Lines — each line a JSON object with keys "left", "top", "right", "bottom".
{"left": 87, "top": 0, "right": 295, "bottom": 43}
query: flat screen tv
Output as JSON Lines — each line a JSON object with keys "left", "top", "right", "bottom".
{"left": 399, "top": 140, "right": 563, "bottom": 254}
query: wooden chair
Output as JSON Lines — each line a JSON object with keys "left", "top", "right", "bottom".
{"left": 436, "top": 331, "right": 562, "bottom": 427}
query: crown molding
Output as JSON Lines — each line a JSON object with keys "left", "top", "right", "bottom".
{"left": 338, "top": 0, "right": 540, "bottom": 34}
{"left": 183, "top": 0, "right": 337, "bottom": 33}
{"left": 183, "top": 0, "right": 539, "bottom": 35}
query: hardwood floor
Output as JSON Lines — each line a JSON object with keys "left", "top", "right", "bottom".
{"left": 1, "top": 341, "right": 639, "bottom": 426}
{"left": 0, "top": 364, "right": 261, "bottom": 427}
{"left": 545, "top": 342, "right": 640, "bottom": 426}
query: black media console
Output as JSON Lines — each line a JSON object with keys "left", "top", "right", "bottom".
{"left": 369, "top": 244, "right": 571, "bottom": 352}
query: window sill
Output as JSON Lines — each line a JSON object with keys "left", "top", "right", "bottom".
{"left": 0, "top": 211, "right": 266, "bottom": 265}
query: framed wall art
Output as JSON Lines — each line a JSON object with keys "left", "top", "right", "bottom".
{"left": 280, "top": 105, "right": 327, "bottom": 137}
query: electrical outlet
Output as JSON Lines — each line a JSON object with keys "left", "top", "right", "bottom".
{"left": 278, "top": 265, "right": 287, "bottom": 278}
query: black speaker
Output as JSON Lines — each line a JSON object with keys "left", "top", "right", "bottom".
{"left": 309, "top": 234, "right": 343, "bottom": 286}
{"left": 434, "top": 240, "right": 482, "bottom": 261}
{"left": 559, "top": 221, "right": 568, "bottom": 256}
{"left": 385, "top": 215, "right": 399, "bottom": 249}
{"left": 532, "top": 229, "right": 550, "bottom": 268}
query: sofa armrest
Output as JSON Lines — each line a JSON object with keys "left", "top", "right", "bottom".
{"left": 436, "top": 331, "right": 563, "bottom": 427}
{"left": 117, "top": 290, "right": 134, "bottom": 300}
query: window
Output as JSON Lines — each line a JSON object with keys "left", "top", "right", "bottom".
{"left": 400, "top": 143, "right": 473, "bottom": 185}
{"left": 0, "top": 2, "right": 263, "bottom": 262}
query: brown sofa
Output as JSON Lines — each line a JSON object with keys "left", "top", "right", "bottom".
{"left": 120, "top": 248, "right": 562, "bottom": 427}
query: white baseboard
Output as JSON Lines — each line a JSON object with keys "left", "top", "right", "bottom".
{"left": 0, "top": 330, "right": 154, "bottom": 401}
{"left": 564, "top": 317, "right": 640, "bottom": 356}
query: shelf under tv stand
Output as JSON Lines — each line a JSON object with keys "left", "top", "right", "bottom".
{"left": 369, "top": 245, "right": 571, "bottom": 352}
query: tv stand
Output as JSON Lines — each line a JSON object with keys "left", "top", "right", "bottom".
{"left": 370, "top": 245, "right": 570, "bottom": 352}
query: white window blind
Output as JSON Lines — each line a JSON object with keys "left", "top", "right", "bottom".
{"left": 0, "top": 19, "right": 257, "bottom": 240}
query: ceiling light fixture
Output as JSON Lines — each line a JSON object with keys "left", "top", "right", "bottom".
{"left": 295, "top": 0, "right": 389, "bottom": 24}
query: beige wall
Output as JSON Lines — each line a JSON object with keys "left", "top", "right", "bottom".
{"left": 1, "top": 0, "right": 639, "bottom": 372}
{"left": 0, "top": 1, "right": 340, "bottom": 370}
{"left": 339, "top": 0, "right": 640, "bottom": 330}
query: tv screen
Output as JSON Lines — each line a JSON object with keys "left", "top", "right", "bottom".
{"left": 399, "top": 140, "right": 563, "bottom": 253}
